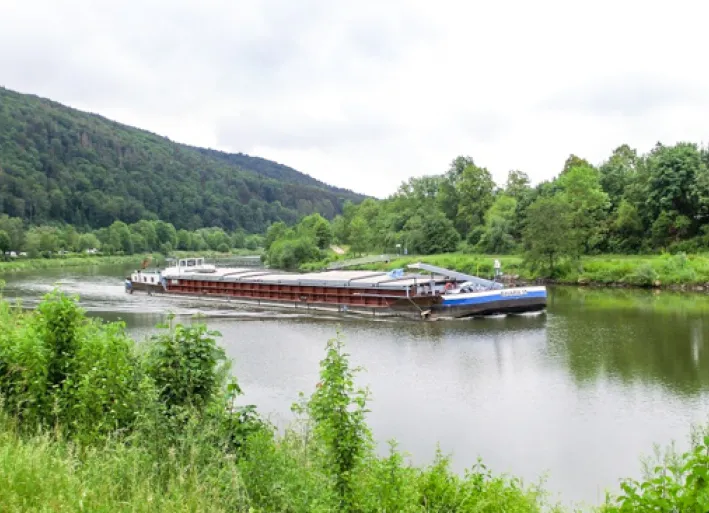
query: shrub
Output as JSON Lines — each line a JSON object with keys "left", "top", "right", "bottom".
{"left": 0, "top": 291, "right": 144, "bottom": 442}
{"left": 623, "top": 263, "right": 659, "bottom": 287}
{"left": 143, "top": 318, "right": 227, "bottom": 415}
{"left": 601, "top": 426, "right": 709, "bottom": 512}
{"left": 267, "top": 236, "right": 321, "bottom": 269}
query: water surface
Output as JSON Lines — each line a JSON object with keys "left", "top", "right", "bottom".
{"left": 3, "top": 265, "right": 709, "bottom": 508}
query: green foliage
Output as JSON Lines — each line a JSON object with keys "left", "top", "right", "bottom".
{"left": 402, "top": 207, "right": 460, "bottom": 255}
{"left": 599, "top": 144, "right": 638, "bottom": 209}
{"left": 0, "top": 293, "right": 562, "bottom": 511}
{"left": 5, "top": 82, "right": 709, "bottom": 270}
{"left": 144, "top": 319, "right": 227, "bottom": 415}
{"left": 0, "top": 254, "right": 147, "bottom": 273}
{"left": 0, "top": 417, "right": 251, "bottom": 512}
{"left": 623, "top": 263, "right": 659, "bottom": 287}
{"left": 264, "top": 221, "right": 288, "bottom": 251}
{"left": 477, "top": 194, "right": 518, "bottom": 254}
{"left": 0, "top": 291, "right": 143, "bottom": 442}
{"left": 8, "top": 293, "right": 709, "bottom": 510}
{"left": 646, "top": 142, "right": 707, "bottom": 223}
{"left": 0, "top": 230, "right": 10, "bottom": 257}
{"left": 505, "top": 170, "right": 532, "bottom": 199}
{"left": 348, "top": 216, "right": 370, "bottom": 256}
{"left": 652, "top": 211, "right": 675, "bottom": 250}
{"left": 267, "top": 235, "right": 321, "bottom": 269}
{"left": 610, "top": 200, "right": 643, "bottom": 252}
{"left": 601, "top": 427, "right": 709, "bottom": 512}
{"left": 523, "top": 196, "right": 574, "bottom": 276}
{"left": 296, "top": 334, "right": 372, "bottom": 511}
{"left": 454, "top": 162, "right": 496, "bottom": 233}
{"left": 258, "top": 143, "right": 709, "bottom": 273}
{"left": 299, "top": 213, "right": 333, "bottom": 249}
{"left": 557, "top": 164, "right": 610, "bottom": 255}
{"left": 0, "top": 87, "right": 364, "bottom": 232}
{"left": 0, "top": 214, "right": 264, "bottom": 258}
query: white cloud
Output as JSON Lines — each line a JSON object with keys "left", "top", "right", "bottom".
{"left": 1, "top": 0, "right": 708, "bottom": 198}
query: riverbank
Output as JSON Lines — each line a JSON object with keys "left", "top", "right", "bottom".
{"left": 0, "top": 250, "right": 263, "bottom": 274}
{"left": 0, "top": 291, "right": 707, "bottom": 511}
{"left": 0, "top": 254, "right": 155, "bottom": 273}
{"left": 0, "top": 291, "right": 561, "bottom": 512}
{"left": 355, "top": 253, "right": 709, "bottom": 290}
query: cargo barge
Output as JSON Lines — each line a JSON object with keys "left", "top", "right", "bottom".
{"left": 125, "top": 257, "right": 546, "bottom": 320}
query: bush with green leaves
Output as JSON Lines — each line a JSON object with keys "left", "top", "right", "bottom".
{"left": 600, "top": 426, "right": 709, "bottom": 512}
{"left": 143, "top": 318, "right": 227, "bottom": 415}
{"left": 238, "top": 333, "right": 557, "bottom": 513}
{"left": 0, "top": 290, "right": 145, "bottom": 442}
{"left": 8, "top": 292, "right": 709, "bottom": 511}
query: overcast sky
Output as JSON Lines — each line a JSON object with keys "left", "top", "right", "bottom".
{"left": 2, "top": 0, "right": 708, "bottom": 198}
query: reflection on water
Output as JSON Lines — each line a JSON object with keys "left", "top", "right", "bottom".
{"left": 2, "top": 267, "right": 709, "bottom": 507}
{"left": 549, "top": 288, "right": 709, "bottom": 397}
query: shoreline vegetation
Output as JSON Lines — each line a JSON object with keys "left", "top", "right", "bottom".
{"left": 0, "top": 290, "right": 707, "bottom": 511}
{"left": 353, "top": 252, "right": 709, "bottom": 291}
{"left": 0, "top": 253, "right": 150, "bottom": 273}
{"left": 5, "top": 250, "right": 709, "bottom": 293}
{"left": 261, "top": 144, "right": 709, "bottom": 295}
{"left": 0, "top": 250, "right": 262, "bottom": 274}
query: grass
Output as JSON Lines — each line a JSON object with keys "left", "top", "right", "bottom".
{"left": 0, "top": 291, "right": 561, "bottom": 512}
{"left": 0, "top": 291, "right": 707, "bottom": 510}
{"left": 0, "top": 419, "right": 249, "bottom": 512}
{"left": 353, "top": 252, "right": 709, "bottom": 288}
{"left": 0, "top": 254, "right": 154, "bottom": 273}
{"left": 171, "top": 249, "right": 262, "bottom": 258}
{"left": 0, "top": 249, "right": 264, "bottom": 274}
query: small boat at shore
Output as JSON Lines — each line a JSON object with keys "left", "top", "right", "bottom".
{"left": 125, "top": 258, "right": 547, "bottom": 321}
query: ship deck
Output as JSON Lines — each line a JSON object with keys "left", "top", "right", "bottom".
{"left": 161, "top": 267, "right": 444, "bottom": 290}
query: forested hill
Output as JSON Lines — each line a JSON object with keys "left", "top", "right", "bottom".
{"left": 0, "top": 87, "right": 366, "bottom": 233}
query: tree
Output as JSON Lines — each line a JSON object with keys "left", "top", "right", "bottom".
{"left": 455, "top": 163, "right": 495, "bottom": 233}
{"left": 267, "top": 237, "right": 320, "bottom": 269}
{"left": 348, "top": 217, "right": 369, "bottom": 256}
{"left": 0, "top": 215, "right": 24, "bottom": 250}
{"left": 651, "top": 211, "right": 673, "bottom": 250}
{"left": 231, "top": 230, "right": 246, "bottom": 249}
{"left": 176, "top": 229, "right": 192, "bottom": 250}
{"left": 406, "top": 207, "right": 460, "bottom": 255}
{"left": 155, "top": 221, "right": 178, "bottom": 248}
{"left": 504, "top": 170, "right": 531, "bottom": 199}
{"left": 108, "top": 221, "right": 134, "bottom": 254}
{"left": 477, "top": 195, "right": 518, "bottom": 254}
{"left": 557, "top": 164, "right": 610, "bottom": 256}
{"left": 600, "top": 144, "right": 638, "bottom": 209}
{"left": 523, "top": 196, "right": 573, "bottom": 276}
{"left": 610, "top": 200, "right": 643, "bottom": 252}
{"left": 78, "top": 233, "right": 100, "bottom": 251}
{"left": 331, "top": 215, "right": 348, "bottom": 244}
{"left": 264, "top": 222, "right": 288, "bottom": 251}
{"left": 562, "top": 154, "right": 592, "bottom": 174}
{"left": 446, "top": 155, "right": 475, "bottom": 178}
{"left": 0, "top": 230, "right": 10, "bottom": 259}
{"left": 646, "top": 143, "right": 705, "bottom": 228}
{"left": 298, "top": 213, "right": 332, "bottom": 250}
{"left": 0, "top": 88, "right": 363, "bottom": 232}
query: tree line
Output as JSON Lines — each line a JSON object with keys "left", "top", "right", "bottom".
{"left": 265, "top": 142, "right": 709, "bottom": 273}
{"left": 0, "top": 214, "right": 263, "bottom": 257}
{"left": 0, "top": 87, "right": 364, "bottom": 233}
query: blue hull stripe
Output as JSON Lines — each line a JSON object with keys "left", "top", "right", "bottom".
{"left": 442, "top": 289, "right": 547, "bottom": 307}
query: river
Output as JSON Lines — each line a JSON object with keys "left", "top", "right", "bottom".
{"left": 2, "top": 264, "right": 709, "bottom": 508}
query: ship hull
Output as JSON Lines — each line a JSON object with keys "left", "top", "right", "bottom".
{"left": 433, "top": 286, "right": 547, "bottom": 318}
{"left": 126, "top": 264, "right": 546, "bottom": 321}
{"left": 126, "top": 286, "right": 436, "bottom": 320}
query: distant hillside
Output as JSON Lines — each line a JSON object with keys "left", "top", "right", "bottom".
{"left": 0, "top": 87, "right": 366, "bottom": 232}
